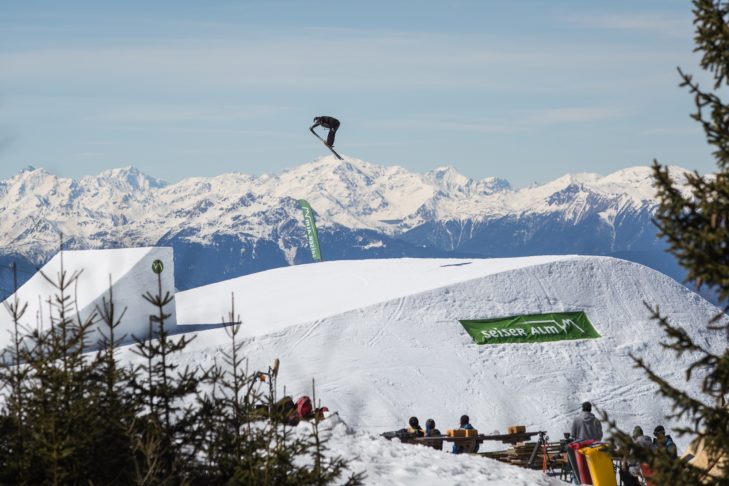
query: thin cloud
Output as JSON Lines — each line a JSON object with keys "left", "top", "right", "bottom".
{"left": 73, "top": 152, "right": 106, "bottom": 158}
{"left": 641, "top": 126, "right": 701, "bottom": 136}
{"left": 525, "top": 106, "right": 628, "bottom": 124}
{"left": 110, "top": 125, "right": 300, "bottom": 138}
{"left": 92, "top": 104, "right": 293, "bottom": 124}
{"left": 564, "top": 13, "right": 691, "bottom": 38}
{"left": 375, "top": 107, "right": 629, "bottom": 134}
{"left": 373, "top": 116, "right": 518, "bottom": 134}
{"left": 0, "top": 30, "right": 686, "bottom": 93}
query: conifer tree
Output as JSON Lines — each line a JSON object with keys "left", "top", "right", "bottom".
{"left": 86, "top": 278, "right": 138, "bottom": 483}
{"left": 0, "top": 263, "right": 31, "bottom": 483}
{"left": 608, "top": 1, "right": 729, "bottom": 484}
{"left": 128, "top": 259, "right": 201, "bottom": 482}
{"left": 0, "top": 249, "right": 362, "bottom": 484}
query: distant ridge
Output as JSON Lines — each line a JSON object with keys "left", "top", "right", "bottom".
{"left": 0, "top": 157, "right": 694, "bottom": 296}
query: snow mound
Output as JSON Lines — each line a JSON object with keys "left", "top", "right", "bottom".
{"left": 168, "top": 256, "right": 725, "bottom": 453}
{"left": 175, "top": 255, "right": 576, "bottom": 335}
{"left": 305, "top": 413, "right": 561, "bottom": 485}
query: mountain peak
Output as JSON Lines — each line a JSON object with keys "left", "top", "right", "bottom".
{"left": 98, "top": 166, "right": 168, "bottom": 190}
{"left": 426, "top": 165, "right": 470, "bottom": 189}
{"left": 12, "top": 165, "right": 54, "bottom": 186}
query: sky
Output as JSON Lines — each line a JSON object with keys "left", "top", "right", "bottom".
{"left": 0, "top": 0, "right": 717, "bottom": 188}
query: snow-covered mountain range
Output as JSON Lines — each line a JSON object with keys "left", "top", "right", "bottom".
{"left": 0, "top": 156, "right": 691, "bottom": 294}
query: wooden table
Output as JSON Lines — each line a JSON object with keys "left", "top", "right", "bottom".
{"left": 409, "top": 430, "right": 545, "bottom": 445}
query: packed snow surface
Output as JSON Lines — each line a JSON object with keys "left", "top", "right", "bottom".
{"left": 168, "top": 255, "right": 724, "bottom": 456}
{"left": 8, "top": 251, "right": 723, "bottom": 484}
{"left": 175, "top": 255, "right": 576, "bottom": 335}
{"left": 302, "top": 413, "right": 562, "bottom": 485}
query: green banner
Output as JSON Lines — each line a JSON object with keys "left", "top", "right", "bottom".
{"left": 459, "top": 312, "right": 600, "bottom": 345}
{"left": 299, "top": 199, "right": 322, "bottom": 261}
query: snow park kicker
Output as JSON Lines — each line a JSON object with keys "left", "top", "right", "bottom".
{"left": 0, "top": 247, "right": 176, "bottom": 352}
{"left": 169, "top": 255, "right": 726, "bottom": 454}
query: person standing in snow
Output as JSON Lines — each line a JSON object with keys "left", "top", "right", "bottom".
{"left": 571, "top": 401, "right": 603, "bottom": 441}
{"left": 407, "top": 417, "right": 424, "bottom": 437}
{"left": 619, "top": 426, "right": 653, "bottom": 486}
{"left": 310, "top": 116, "right": 340, "bottom": 147}
{"left": 452, "top": 414, "right": 479, "bottom": 454}
{"left": 653, "top": 425, "right": 677, "bottom": 458}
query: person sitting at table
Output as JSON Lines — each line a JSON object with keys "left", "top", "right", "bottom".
{"left": 407, "top": 416, "right": 425, "bottom": 437}
{"left": 424, "top": 418, "right": 443, "bottom": 450}
{"left": 452, "top": 414, "right": 479, "bottom": 454}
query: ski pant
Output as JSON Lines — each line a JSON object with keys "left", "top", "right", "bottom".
{"left": 326, "top": 120, "right": 340, "bottom": 146}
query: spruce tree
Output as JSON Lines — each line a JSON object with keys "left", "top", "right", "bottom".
{"left": 608, "top": 1, "right": 729, "bottom": 484}
{"left": 0, "top": 263, "right": 31, "bottom": 483}
{"left": 128, "top": 259, "right": 202, "bottom": 483}
{"left": 0, "top": 249, "right": 362, "bottom": 484}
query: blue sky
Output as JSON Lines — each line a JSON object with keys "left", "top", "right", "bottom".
{"left": 0, "top": 0, "right": 715, "bottom": 187}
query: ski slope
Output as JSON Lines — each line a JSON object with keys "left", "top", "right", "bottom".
{"left": 5, "top": 251, "right": 724, "bottom": 483}
{"left": 175, "top": 255, "right": 576, "bottom": 335}
{"left": 167, "top": 255, "right": 725, "bottom": 454}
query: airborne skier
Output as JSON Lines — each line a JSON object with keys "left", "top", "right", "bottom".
{"left": 310, "top": 115, "right": 343, "bottom": 160}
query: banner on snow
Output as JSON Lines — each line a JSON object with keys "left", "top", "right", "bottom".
{"left": 459, "top": 311, "right": 600, "bottom": 345}
{"left": 299, "top": 199, "right": 322, "bottom": 261}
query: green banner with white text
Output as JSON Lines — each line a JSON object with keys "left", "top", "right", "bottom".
{"left": 299, "top": 199, "right": 322, "bottom": 261}
{"left": 459, "top": 311, "right": 600, "bottom": 345}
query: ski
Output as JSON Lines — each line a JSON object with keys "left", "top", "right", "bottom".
{"left": 309, "top": 128, "right": 343, "bottom": 160}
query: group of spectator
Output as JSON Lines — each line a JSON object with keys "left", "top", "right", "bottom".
{"left": 571, "top": 401, "right": 678, "bottom": 486}
{"left": 406, "top": 414, "right": 478, "bottom": 453}
{"left": 617, "top": 424, "right": 677, "bottom": 486}
{"left": 402, "top": 399, "right": 678, "bottom": 483}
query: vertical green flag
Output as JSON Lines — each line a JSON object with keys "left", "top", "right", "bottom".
{"left": 299, "top": 199, "right": 322, "bottom": 261}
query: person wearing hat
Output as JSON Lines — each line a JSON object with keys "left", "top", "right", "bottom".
{"left": 653, "top": 425, "right": 677, "bottom": 458}
{"left": 452, "top": 414, "right": 479, "bottom": 454}
{"left": 571, "top": 401, "right": 603, "bottom": 441}
{"left": 407, "top": 416, "right": 424, "bottom": 437}
{"left": 632, "top": 425, "right": 654, "bottom": 448}
{"left": 619, "top": 426, "right": 653, "bottom": 486}
{"left": 423, "top": 418, "right": 443, "bottom": 450}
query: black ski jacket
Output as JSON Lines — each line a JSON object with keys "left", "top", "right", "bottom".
{"left": 311, "top": 116, "right": 340, "bottom": 130}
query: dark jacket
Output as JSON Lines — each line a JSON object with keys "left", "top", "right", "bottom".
{"left": 571, "top": 411, "right": 603, "bottom": 441}
{"left": 312, "top": 116, "right": 340, "bottom": 130}
{"left": 654, "top": 435, "right": 678, "bottom": 458}
{"left": 424, "top": 425, "right": 443, "bottom": 450}
{"left": 407, "top": 425, "right": 424, "bottom": 438}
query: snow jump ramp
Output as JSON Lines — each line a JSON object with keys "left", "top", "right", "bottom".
{"left": 170, "top": 255, "right": 725, "bottom": 448}
{"left": 0, "top": 247, "right": 176, "bottom": 352}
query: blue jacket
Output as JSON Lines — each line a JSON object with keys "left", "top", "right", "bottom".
{"left": 452, "top": 423, "right": 479, "bottom": 454}
{"left": 654, "top": 435, "right": 677, "bottom": 458}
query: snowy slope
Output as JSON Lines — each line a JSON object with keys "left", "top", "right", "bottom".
{"left": 303, "top": 415, "right": 562, "bottom": 485}
{"left": 164, "top": 255, "right": 724, "bottom": 454}
{"left": 175, "top": 256, "right": 576, "bottom": 334}
{"left": 0, "top": 160, "right": 692, "bottom": 264}
{"left": 4, "top": 250, "right": 723, "bottom": 483}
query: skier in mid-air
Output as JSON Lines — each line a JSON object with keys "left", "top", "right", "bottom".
{"left": 310, "top": 116, "right": 340, "bottom": 147}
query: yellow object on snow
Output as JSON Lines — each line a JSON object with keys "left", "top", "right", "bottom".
{"left": 580, "top": 446, "right": 617, "bottom": 486}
